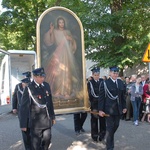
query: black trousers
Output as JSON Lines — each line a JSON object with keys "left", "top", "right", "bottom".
{"left": 91, "top": 114, "right": 106, "bottom": 140}
{"left": 22, "top": 128, "right": 31, "bottom": 150}
{"left": 105, "top": 115, "right": 120, "bottom": 150}
{"left": 74, "top": 112, "right": 87, "bottom": 132}
{"left": 125, "top": 95, "right": 132, "bottom": 120}
{"left": 18, "top": 114, "right": 31, "bottom": 150}
{"left": 30, "top": 128, "right": 51, "bottom": 150}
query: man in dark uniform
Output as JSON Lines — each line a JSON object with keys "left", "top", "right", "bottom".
{"left": 22, "top": 71, "right": 32, "bottom": 79}
{"left": 20, "top": 67, "right": 55, "bottom": 150}
{"left": 98, "top": 66, "right": 127, "bottom": 150}
{"left": 12, "top": 71, "right": 31, "bottom": 114}
{"left": 87, "top": 67, "right": 106, "bottom": 142}
{"left": 12, "top": 72, "right": 31, "bottom": 150}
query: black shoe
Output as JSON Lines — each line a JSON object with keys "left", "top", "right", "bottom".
{"left": 92, "top": 135, "right": 98, "bottom": 142}
{"left": 99, "top": 131, "right": 106, "bottom": 142}
{"left": 80, "top": 128, "right": 85, "bottom": 132}
{"left": 99, "top": 136, "right": 102, "bottom": 141}
{"left": 125, "top": 119, "right": 130, "bottom": 121}
{"left": 75, "top": 131, "right": 80, "bottom": 136}
{"left": 92, "top": 138, "right": 98, "bottom": 142}
{"left": 99, "top": 135, "right": 105, "bottom": 142}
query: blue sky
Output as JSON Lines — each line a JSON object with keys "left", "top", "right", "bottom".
{"left": 0, "top": 0, "right": 2, "bottom": 10}
{"left": 0, "top": 0, "right": 3, "bottom": 13}
{"left": 0, "top": 0, "right": 7, "bottom": 14}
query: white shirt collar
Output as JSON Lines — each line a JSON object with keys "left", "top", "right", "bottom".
{"left": 34, "top": 80, "right": 44, "bottom": 86}
{"left": 94, "top": 79, "right": 99, "bottom": 82}
{"left": 110, "top": 77, "right": 116, "bottom": 83}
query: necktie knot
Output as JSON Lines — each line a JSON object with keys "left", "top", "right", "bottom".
{"left": 114, "top": 81, "right": 118, "bottom": 88}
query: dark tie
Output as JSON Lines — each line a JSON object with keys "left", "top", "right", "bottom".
{"left": 39, "top": 84, "right": 44, "bottom": 93}
{"left": 39, "top": 84, "right": 42, "bottom": 88}
{"left": 114, "top": 81, "right": 117, "bottom": 88}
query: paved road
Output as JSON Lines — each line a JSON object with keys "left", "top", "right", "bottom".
{"left": 0, "top": 112, "right": 150, "bottom": 150}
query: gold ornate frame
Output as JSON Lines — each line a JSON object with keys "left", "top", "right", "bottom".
{"left": 36, "top": 6, "right": 89, "bottom": 114}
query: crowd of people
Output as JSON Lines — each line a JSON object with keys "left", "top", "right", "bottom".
{"left": 86, "top": 68, "right": 150, "bottom": 150}
{"left": 12, "top": 66, "right": 150, "bottom": 150}
{"left": 88, "top": 71, "right": 150, "bottom": 125}
{"left": 122, "top": 74, "right": 150, "bottom": 124}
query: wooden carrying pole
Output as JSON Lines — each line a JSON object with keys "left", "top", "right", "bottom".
{"left": 87, "top": 110, "right": 110, "bottom": 117}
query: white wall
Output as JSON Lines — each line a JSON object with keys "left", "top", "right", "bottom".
{"left": 86, "top": 60, "right": 109, "bottom": 78}
{"left": 123, "top": 63, "right": 149, "bottom": 77}
{"left": 86, "top": 60, "right": 149, "bottom": 79}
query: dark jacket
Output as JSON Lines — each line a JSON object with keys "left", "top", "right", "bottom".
{"left": 12, "top": 83, "right": 24, "bottom": 111}
{"left": 20, "top": 81, "right": 55, "bottom": 129}
{"left": 87, "top": 78, "right": 103, "bottom": 110}
{"left": 98, "top": 78, "right": 126, "bottom": 115}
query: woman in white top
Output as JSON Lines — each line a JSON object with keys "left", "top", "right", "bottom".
{"left": 130, "top": 77, "right": 143, "bottom": 126}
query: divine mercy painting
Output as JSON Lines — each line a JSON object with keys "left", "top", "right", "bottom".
{"left": 36, "top": 6, "right": 88, "bottom": 114}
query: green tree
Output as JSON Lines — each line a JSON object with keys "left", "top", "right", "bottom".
{"left": 84, "top": 0, "right": 150, "bottom": 75}
{"left": 0, "top": 0, "right": 150, "bottom": 76}
{"left": 0, "top": 0, "right": 57, "bottom": 50}
{"left": 0, "top": 0, "right": 86, "bottom": 50}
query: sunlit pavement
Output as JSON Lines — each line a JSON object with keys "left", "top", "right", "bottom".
{"left": 51, "top": 114, "right": 150, "bottom": 150}
{"left": 0, "top": 111, "right": 150, "bottom": 150}
{"left": 51, "top": 114, "right": 106, "bottom": 150}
